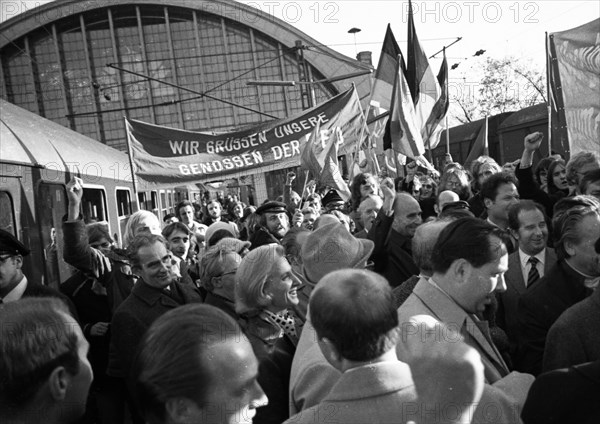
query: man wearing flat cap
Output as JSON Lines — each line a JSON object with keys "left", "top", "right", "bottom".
{"left": 249, "top": 201, "right": 290, "bottom": 250}
{"left": 0, "top": 229, "right": 74, "bottom": 312}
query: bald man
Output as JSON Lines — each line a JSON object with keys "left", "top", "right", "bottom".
{"left": 369, "top": 189, "right": 421, "bottom": 287}
{"left": 392, "top": 219, "right": 451, "bottom": 308}
{"left": 435, "top": 190, "right": 460, "bottom": 215}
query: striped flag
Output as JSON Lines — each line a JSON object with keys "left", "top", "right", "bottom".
{"left": 422, "top": 48, "right": 450, "bottom": 149}
{"left": 300, "top": 122, "right": 351, "bottom": 201}
{"left": 371, "top": 24, "right": 403, "bottom": 111}
{"left": 465, "top": 116, "right": 489, "bottom": 166}
{"left": 388, "top": 54, "right": 426, "bottom": 160}
{"left": 407, "top": 0, "right": 441, "bottom": 142}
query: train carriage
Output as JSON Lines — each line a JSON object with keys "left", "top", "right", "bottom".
{"left": 1, "top": 99, "right": 137, "bottom": 288}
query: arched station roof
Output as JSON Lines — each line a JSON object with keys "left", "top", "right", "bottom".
{"left": 0, "top": 0, "right": 372, "bottom": 150}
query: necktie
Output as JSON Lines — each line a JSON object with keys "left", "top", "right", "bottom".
{"left": 527, "top": 257, "right": 540, "bottom": 287}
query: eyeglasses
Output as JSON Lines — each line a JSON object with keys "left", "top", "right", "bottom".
{"left": 422, "top": 184, "right": 432, "bottom": 189}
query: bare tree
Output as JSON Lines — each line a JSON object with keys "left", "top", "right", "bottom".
{"left": 450, "top": 57, "right": 546, "bottom": 123}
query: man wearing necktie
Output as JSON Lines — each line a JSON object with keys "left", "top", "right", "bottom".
{"left": 497, "top": 200, "right": 557, "bottom": 353}
{"left": 516, "top": 195, "right": 600, "bottom": 376}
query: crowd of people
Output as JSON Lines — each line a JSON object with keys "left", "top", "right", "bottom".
{"left": 1, "top": 131, "right": 600, "bottom": 424}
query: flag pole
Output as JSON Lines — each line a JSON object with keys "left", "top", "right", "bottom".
{"left": 390, "top": 56, "right": 403, "bottom": 175}
{"left": 445, "top": 116, "right": 450, "bottom": 154}
{"left": 354, "top": 82, "right": 370, "bottom": 176}
{"left": 124, "top": 117, "right": 140, "bottom": 211}
{"left": 545, "top": 31, "right": 552, "bottom": 156}
{"left": 301, "top": 170, "right": 310, "bottom": 200}
{"left": 483, "top": 116, "right": 489, "bottom": 156}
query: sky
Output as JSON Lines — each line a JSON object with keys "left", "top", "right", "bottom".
{"left": 239, "top": 1, "right": 599, "bottom": 76}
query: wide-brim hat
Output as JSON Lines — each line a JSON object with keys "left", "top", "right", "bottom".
{"left": 214, "top": 237, "right": 251, "bottom": 254}
{"left": 205, "top": 222, "right": 238, "bottom": 247}
{"left": 301, "top": 222, "right": 374, "bottom": 284}
{"left": 0, "top": 229, "right": 30, "bottom": 256}
{"left": 256, "top": 201, "right": 287, "bottom": 215}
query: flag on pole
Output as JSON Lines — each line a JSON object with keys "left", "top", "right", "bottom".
{"left": 300, "top": 122, "right": 351, "bottom": 200}
{"left": 465, "top": 116, "right": 489, "bottom": 166}
{"left": 407, "top": 0, "right": 441, "bottom": 141}
{"left": 388, "top": 54, "right": 431, "bottom": 167}
{"left": 371, "top": 24, "right": 403, "bottom": 111}
{"left": 422, "top": 48, "right": 449, "bottom": 149}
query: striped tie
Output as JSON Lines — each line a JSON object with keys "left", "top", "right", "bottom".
{"left": 527, "top": 256, "right": 540, "bottom": 287}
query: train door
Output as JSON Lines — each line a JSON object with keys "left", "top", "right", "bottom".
{"left": 36, "top": 182, "right": 73, "bottom": 290}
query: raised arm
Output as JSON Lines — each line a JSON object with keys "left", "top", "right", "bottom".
{"left": 63, "top": 177, "right": 112, "bottom": 282}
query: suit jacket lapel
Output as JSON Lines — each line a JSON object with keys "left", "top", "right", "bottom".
{"left": 413, "top": 281, "right": 509, "bottom": 378}
{"left": 462, "top": 315, "right": 509, "bottom": 376}
{"left": 507, "top": 252, "right": 526, "bottom": 295}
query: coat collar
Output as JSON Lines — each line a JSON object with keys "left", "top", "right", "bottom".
{"left": 412, "top": 278, "right": 509, "bottom": 374}
{"left": 324, "top": 361, "right": 414, "bottom": 401}
{"left": 386, "top": 229, "right": 412, "bottom": 252}
{"left": 132, "top": 280, "right": 180, "bottom": 308}
{"left": 550, "top": 260, "right": 591, "bottom": 301}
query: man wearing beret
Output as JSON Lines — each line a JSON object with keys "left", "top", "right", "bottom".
{"left": 249, "top": 201, "right": 290, "bottom": 250}
{"left": 0, "top": 229, "right": 74, "bottom": 313}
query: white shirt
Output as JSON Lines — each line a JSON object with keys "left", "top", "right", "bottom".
{"left": 518, "top": 248, "right": 546, "bottom": 287}
{"left": 2, "top": 275, "right": 28, "bottom": 302}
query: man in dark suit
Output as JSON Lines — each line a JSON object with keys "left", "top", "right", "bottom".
{"left": 0, "top": 229, "right": 75, "bottom": 315}
{"left": 109, "top": 234, "right": 203, "bottom": 375}
{"left": 369, "top": 183, "right": 420, "bottom": 287}
{"left": 542, "top": 236, "right": 600, "bottom": 372}
{"left": 498, "top": 200, "right": 557, "bottom": 351}
{"left": 516, "top": 195, "right": 600, "bottom": 376}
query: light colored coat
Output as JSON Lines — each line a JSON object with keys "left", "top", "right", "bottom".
{"left": 288, "top": 318, "right": 340, "bottom": 416}
{"left": 286, "top": 359, "right": 525, "bottom": 424}
{"left": 397, "top": 277, "right": 510, "bottom": 384}
{"left": 284, "top": 361, "right": 417, "bottom": 424}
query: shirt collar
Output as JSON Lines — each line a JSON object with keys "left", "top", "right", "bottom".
{"left": 3, "top": 276, "right": 28, "bottom": 303}
{"left": 519, "top": 248, "right": 545, "bottom": 268}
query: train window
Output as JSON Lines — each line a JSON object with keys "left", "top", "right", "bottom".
{"left": 138, "top": 192, "right": 148, "bottom": 210}
{"left": 37, "top": 183, "right": 72, "bottom": 289}
{"left": 167, "top": 190, "right": 174, "bottom": 214}
{"left": 116, "top": 189, "right": 132, "bottom": 217}
{"left": 81, "top": 188, "right": 108, "bottom": 224}
{"left": 151, "top": 191, "right": 159, "bottom": 217}
{"left": 116, "top": 189, "right": 132, "bottom": 248}
{"left": 0, "top": 191, "right": 16, "bottom": 235}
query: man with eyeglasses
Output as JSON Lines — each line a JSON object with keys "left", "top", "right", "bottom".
{"left": 199, "top": 237, "right": 250, "bottom": 319}
{"left": 0, "top": 229, "right": 74, "bottom": 312}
